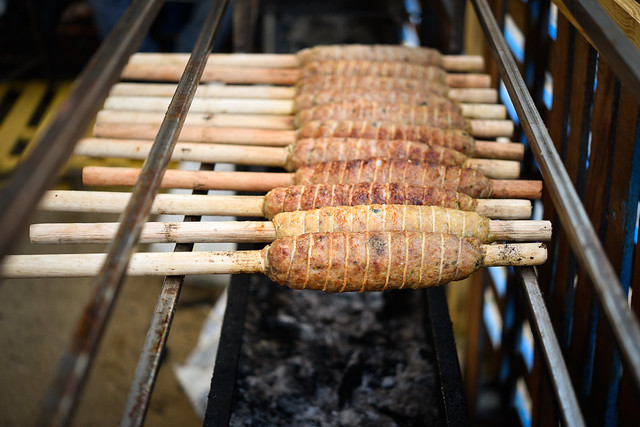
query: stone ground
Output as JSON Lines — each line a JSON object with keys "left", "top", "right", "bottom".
{"left": 0, "top": 210, "right": 224, "bottom": 426}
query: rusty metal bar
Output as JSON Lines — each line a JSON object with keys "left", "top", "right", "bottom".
{"left": 120, "top": 163, "right": 213, "bottom": 427}
{"left": 35, "top": 1, "right": 231, "bottom": 425}
{"left": 470, "top": 0, "right": 640, "bottom": 395}
{"left": 0, "top": 0, "right": 164, "bottom": 261}
{"left": 517, "top": 267, "right": 585, "bottom": 426}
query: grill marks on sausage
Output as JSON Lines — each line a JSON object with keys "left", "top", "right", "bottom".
{"left": 262, "top": 183, "right": 476, "bottom": 220}
{"left": 297, "top": 120, "right": 475, "bottom": 156}
{"left": 293, "top": 159, "right": 493, "bottom": 198}
{"left": 265, "top": 231, "right": 483, "bottom": 292}
{"left": 295, "top": 100, "right": 468, "bottom": 130}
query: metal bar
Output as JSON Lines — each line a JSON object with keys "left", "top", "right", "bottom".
{"left": 0, "top": 0, "right": 164, "bottom": 261}
{"left": 425, "top": 287, "right": 469, "bottom": 425}
{"left": 518, "top": 267, "right": 586, "bottom": 426}
{"left": 203, "top": 273, "right": 251, "bottom": 427}
{"left": 559, "top": 0, "right": 640, "bottom": 105}
{"left": 121, "top": 164, "right": 214, "bottom": 427}
{"left": 471, "top": 0, "right": 640, "bottom": 397}
{"left": 35, "top": 1, "right": 230, "bottom": 425}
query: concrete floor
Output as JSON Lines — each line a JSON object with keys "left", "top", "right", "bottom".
{"left": 0, "top": 211, "right": 223, "bottom": 426}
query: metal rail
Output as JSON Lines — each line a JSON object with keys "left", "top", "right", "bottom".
{"left": 120, "top": 163, "right": 213, "bottom": 427}
{"left": 0, "top": 0, "right": 164, "bottom": 261}
{"left": 517, "top": 267, "right": 585, "bottom": 426}
{"left": 470, "top": 0, "right": 640, "bottom": 396}
{"left": 35, "top": 1, "right": 231, "bottom": 425}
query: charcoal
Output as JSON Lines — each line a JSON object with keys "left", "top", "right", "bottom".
{"left": 229, "top": 277, "right": 444, "bottom": 426}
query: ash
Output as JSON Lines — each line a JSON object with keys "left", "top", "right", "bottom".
{"left": 230, "top": 278, "right": 444, "bottom": 426}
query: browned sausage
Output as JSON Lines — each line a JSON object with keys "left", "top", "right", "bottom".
{"left": 296, "top": 45, "right": 442, "bottom": 66}
{"left": 299, "top": 60, "right": 448, "bottom": 83}
{"left": 271, "top": 204, "right": 492, "bottom": 243}
{"left": 296, "top": 75, "right": 448, "bottom": 97}
{"left": 297, "top": 120, "right": 474, "bottom": 156}
{"left": 293, "top": 88, "right": 457, "bottom": 111}
{"left": 261, "top": 183, "right": 478, "bottom": 220}
{"left": 293, "top": 159, "right": 493, "bottom": 198}
{"left": 294, "top": 100, "right": 468, "bottom": 130}
{"left": 284, "top": 138, "right": 468, "bottom": 171}
{"left": 263, "top": 231, "right": 482, "bottom": 291}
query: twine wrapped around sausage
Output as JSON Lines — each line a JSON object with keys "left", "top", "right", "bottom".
{"left": 284, "top": 138, "right": 467, "bottom": 170}
{"left": 299, "top": 60, "right": 449, "bottom": 83}
{"left": 82, "top": 159, "right": 542, "bottom": 199}
{"left": 261, "top": 183, "right": 479, "bottom": 219}
{"left": 293, "top": 89, "right": 459, "bottom": 112}
{"left": 296, "top": 45, "right": 444, "bottom": 66}
{"left": 29, "top": 204, "right": 552, "bottom": 245}
{"left": 294, "top": 100, "right": 468, "bottom": 130}
{"left": 264, "top": 231, "right": 546, "bottom": 292}
{"left": 3, "top": 232, "right": 547, "bottom": 283}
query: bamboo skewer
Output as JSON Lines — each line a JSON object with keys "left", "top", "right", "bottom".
{"left": 94, "top": 108, "right": 513, "bottom": 139}
{"left": 120, "top": 64, "right": 491, "bottom": 88}
{"left": 74, "top": 138, "right": 521, "bottom": 179}
{"left": 1, "top": 251, "right": 265, "bottom": 278}
{"left": 124, "top": 50, "right": 486, "bottom": 72}
{"left": 109, "top": 82, "right": 500, "bottom": 104}
{"left": 81, "top": 165, "right": 543, "bottom": 199}
{"left": 38, "top": 190, "right": 267, "bottom": 217}
{"left": 37, "top": 190, "right": 533, "bottom": 220}
{"left": 101, "top": 95, "right": 507, "bottom": 120}
{"left": 91, "top": 122, "right": 524, "bottom": 160}
{"left": 96, "top": 110, "right": 296, "bottom": 130}
{"left": 29, "top": 215, "right": 552, "bottom": 245}
{"left": 30, "top": 221, "right": 278, "bottom": 244}
{"left": 1, "top": 237, "right": 547, "bottom": 281}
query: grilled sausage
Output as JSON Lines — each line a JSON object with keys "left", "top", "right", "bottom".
{"left": 284, "top": 138, "right": 468, "bottom": 171}
{"left": 271, "top": 204, "right": 492, "bottom": 242}
{"left": 297, "top": 44, "right": 442, "bottom": 66}
{"left": 261, "top": 183, "right": 478, "bottom": 220}
{"left": 293, "top": 159, "right": 493, "bottom": 198}
{"left": 294, "top": 100, "right": 468, "bottom": 130}
{"left": 299, "top": 60, "right": 448, "bottom": 83}
{"left": 296, "top": 75, "right": 448, "bottom": 96}
{"left": 293, "top": 88, "right": 458, "bottom": 111}
{"left": 297, "top": 120, "right": 474, "bottom": 156}
{"left": 263, "top": 231, "right": 482, "bottom": 291}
